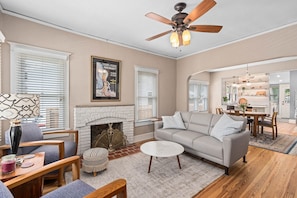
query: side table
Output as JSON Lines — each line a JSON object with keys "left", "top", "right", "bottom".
{"left": 0, "top": 152, "right": 45, "bottom": 198}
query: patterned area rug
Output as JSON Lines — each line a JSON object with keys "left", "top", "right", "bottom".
{"left": 66, "top": 152, "right": 224, "bottom": 198}
{"left": 249, "top": 132, "right": 297, "bottom": 154}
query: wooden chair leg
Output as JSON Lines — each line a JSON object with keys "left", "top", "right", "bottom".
{"left": 272, "top": 127, "right": 275, "bottom": 140}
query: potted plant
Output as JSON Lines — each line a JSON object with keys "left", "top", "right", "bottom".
{"left": 222, "top": 96, "right": 228, "bottom": 104}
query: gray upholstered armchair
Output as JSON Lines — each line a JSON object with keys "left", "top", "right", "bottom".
{"left": 0, "top": 122, "right": 78, "bottom": 186}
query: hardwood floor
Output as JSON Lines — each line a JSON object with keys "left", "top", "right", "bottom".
{"left": 44, "top": 121, "right": 297, "bottom": 197}
{"left": 195, "top": 121, "right": 297, "bottom": 198}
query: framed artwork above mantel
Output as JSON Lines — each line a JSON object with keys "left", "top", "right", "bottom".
{"left": 91, "top": 56, "right": 121, "bottom": 101}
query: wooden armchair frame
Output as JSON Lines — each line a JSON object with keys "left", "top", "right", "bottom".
{"left": 3, "top": 156, "right": 127, "bottom": 198}
{"left": 0, "top": 129, "right": 78, "bottom": 186}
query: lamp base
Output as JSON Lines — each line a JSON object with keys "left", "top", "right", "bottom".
{"left": 10, "top": 120, "right": 22, "bottom": 154}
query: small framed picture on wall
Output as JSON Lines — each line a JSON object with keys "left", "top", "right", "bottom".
{"left": 91, "top": 56, "right": 121, "bottom": 101}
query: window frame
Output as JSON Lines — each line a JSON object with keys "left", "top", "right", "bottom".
{"left": 134, "top": 66, "right": 159, "bottom": 124}
{"left": 188, "top": 79, "right": 209, "bottom": 112}
{"left": 9, "top": 42, "right": 70, "bottom": 131}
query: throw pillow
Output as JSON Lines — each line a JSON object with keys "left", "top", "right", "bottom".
{"left": 210, "top": 114, "right": 243, "bottom": 142}
{"left": 162, "top": 112, "right": 186, "bottom": 129}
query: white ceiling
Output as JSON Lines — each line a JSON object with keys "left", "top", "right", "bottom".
{"left": 1, "top": 0, "right": 297, "bottom": 59}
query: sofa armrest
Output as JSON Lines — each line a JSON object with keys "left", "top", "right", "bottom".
{"left": 222, "top": 130, "right": 250, "bottom": 167}
{"left": 154, "top": 121, "right": 163, "bottom": 131}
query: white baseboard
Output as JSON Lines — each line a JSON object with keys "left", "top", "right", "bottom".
{"left": 289, "top": 119, "right": 296, "bottom": 124}
{"left": 134, "top": 132, "right": 154, "bottom": 143}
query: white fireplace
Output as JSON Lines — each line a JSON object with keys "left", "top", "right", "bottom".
{"left": 74, "top": 105, "right": 134, "bottom": 154}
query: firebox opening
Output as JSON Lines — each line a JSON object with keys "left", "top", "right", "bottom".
{"left": 91, "top": 122, "right": 127, "bottom": 151}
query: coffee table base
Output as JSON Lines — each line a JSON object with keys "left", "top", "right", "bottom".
{"left": 147, "top": 155, "right": 182, "bottom": 173}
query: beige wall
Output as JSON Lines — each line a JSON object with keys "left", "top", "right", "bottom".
{"left": 0, "top": 14, "right": 176, "bottom": 136}
{"left": 176, "top": 24, "right": 297, "bottom": 111}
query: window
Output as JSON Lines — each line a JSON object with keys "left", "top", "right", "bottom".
{"left": 10, "top": 43, "right": 70, "bottom": 130}
{"left": 135, "top": 66, "right": 158, "bottom": 122}
{"left": 189, "top": 80, "right": 209, "bottom": 111}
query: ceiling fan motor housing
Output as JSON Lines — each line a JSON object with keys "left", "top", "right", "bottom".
{"left": 171, "top": 12, "right": 188, "bottom": 31}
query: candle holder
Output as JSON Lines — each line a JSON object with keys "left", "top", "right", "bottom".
{"left": 1, "top": 154, "right": 16, "bottom": 174}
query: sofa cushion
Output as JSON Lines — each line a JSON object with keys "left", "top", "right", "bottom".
{"left": 154, "top": 128, "right": 180, "bottom": 141}
{"left": 192, "top": 136, "right": 223, "bottom": 159}
{"left": 210, "top": 114, "right": 243, "bottom": 142}
{"left": 172, "top": 131, "right": 205, "bottom": 147}
{"left": 180, "top": 112, "right": 191, "bottom": 129}
{"left": 162, "top": 112, "right": 186, "bottom": 129}
{"left": 188, "top": 112, "right": 213, "bottom": 135}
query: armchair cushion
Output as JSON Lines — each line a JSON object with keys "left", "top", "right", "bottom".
{"left": 0, "top": 181, "right": 13, "bottom": 198}
{"left": 42, "top": 180, "right": 95, "bottom": 198}
{"left": 31, "top": 141, "right": 77, "bottom": 165}
{"left": 5, "top": 123, "right": 43, "bottom": 154}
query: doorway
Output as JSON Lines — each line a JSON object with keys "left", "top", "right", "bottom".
{"left": 279, "top": 84, "right": 290, "bottom": 118}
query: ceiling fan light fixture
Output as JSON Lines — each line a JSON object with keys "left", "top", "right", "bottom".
{"left": 182, "top": 29, "right": 191, "bottom": 45}
{"left": 170, "top": 31, "right": 179, "bottom": 47}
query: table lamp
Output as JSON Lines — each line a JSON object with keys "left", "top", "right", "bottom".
{"left": 0, "top": 94, "right": 40, "bottom": 154}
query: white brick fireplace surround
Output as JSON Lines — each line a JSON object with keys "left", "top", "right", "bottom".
{"left": 74, "top": 105, "right": 134, "bottom": 154}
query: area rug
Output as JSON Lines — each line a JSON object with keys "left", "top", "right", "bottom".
{"left": 66, "top": 152, "right": 224, "bottom": 198}
{"left": 287, "top": 141, "right": 297, "bottom": 155}
{"left": 249, "top": 132, "right": 297, "bottom": 154}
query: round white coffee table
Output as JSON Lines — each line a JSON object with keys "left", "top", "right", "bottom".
{"left": 140, "top": 141, "right": 184, "bottom": 173}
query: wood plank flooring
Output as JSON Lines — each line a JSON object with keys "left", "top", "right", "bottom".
{"left": 194, "top": 121, "right": 297, "bottom": 198}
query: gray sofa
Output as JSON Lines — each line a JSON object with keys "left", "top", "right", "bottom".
{"left": 154, "top": 111, "right": 250, "bottom": 175}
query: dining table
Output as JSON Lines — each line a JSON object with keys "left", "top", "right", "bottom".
{"left": 226, "top": 110, "right": 267, "bottom": 137}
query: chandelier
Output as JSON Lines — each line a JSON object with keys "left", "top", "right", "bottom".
{"left": 245, "top": 64, "right": 251, "bottom": 86}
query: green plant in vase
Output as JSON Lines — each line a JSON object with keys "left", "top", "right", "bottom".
{"left": 222, "top": 96, "right": 228, "bottom": 103}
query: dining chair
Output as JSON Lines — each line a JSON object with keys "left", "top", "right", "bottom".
{"left": 216, "top": 108, "right": 224, "bottom": 114}
{"left": 234, "top": 110, "right": 240, "bottom": 116}
{"left": 258, "top": 112, "right": 278, "bottom": 140}
{"left": 245, "top": 106, "right": 254, "bottom": 131}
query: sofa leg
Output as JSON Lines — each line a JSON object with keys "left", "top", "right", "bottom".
{"left": 243, "top": 155, "right": 247, "bottom": 163}
{"left": 225, "top": 167, "right": 229, "bottom": 175}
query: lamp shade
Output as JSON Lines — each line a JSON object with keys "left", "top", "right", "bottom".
{"left": 170, "top": 31, "right": 179, "bottom": 47}
{"left": 0, "top": 94, "right": 40, "bottom": 120}
{"left": 182, "top": 30, "right": 191, "bottom": 46}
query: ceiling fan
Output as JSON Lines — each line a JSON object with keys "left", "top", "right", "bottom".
{"left": 145, "top": 0, "right": 222, "bottom": 47}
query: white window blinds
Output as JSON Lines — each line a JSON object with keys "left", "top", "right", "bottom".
{"left": 10, "top": 43, "right": 69, "bottom": 130}
{"left": 135, "top": 67, "right": 158, "bottom": 121}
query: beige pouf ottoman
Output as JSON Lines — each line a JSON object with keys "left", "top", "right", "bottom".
{"left": 82, "top": 148, "right": 109, "bottom": 176}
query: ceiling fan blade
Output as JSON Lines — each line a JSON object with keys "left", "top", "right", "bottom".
{"left": 146, "top": 30, "right": 172, "bottom": 41}
{"left": 189, "top": 25, "right": 223, "bottom": 33}
{"left": 145, "top": 12, "right": 176, "bottom": 26}
{"left": 183, "top": 0, "right": 217, "bottom": 25}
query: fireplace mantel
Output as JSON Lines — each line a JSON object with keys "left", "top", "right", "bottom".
{"left": 74, "top": 105, "right": 134, "bottom": 154}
